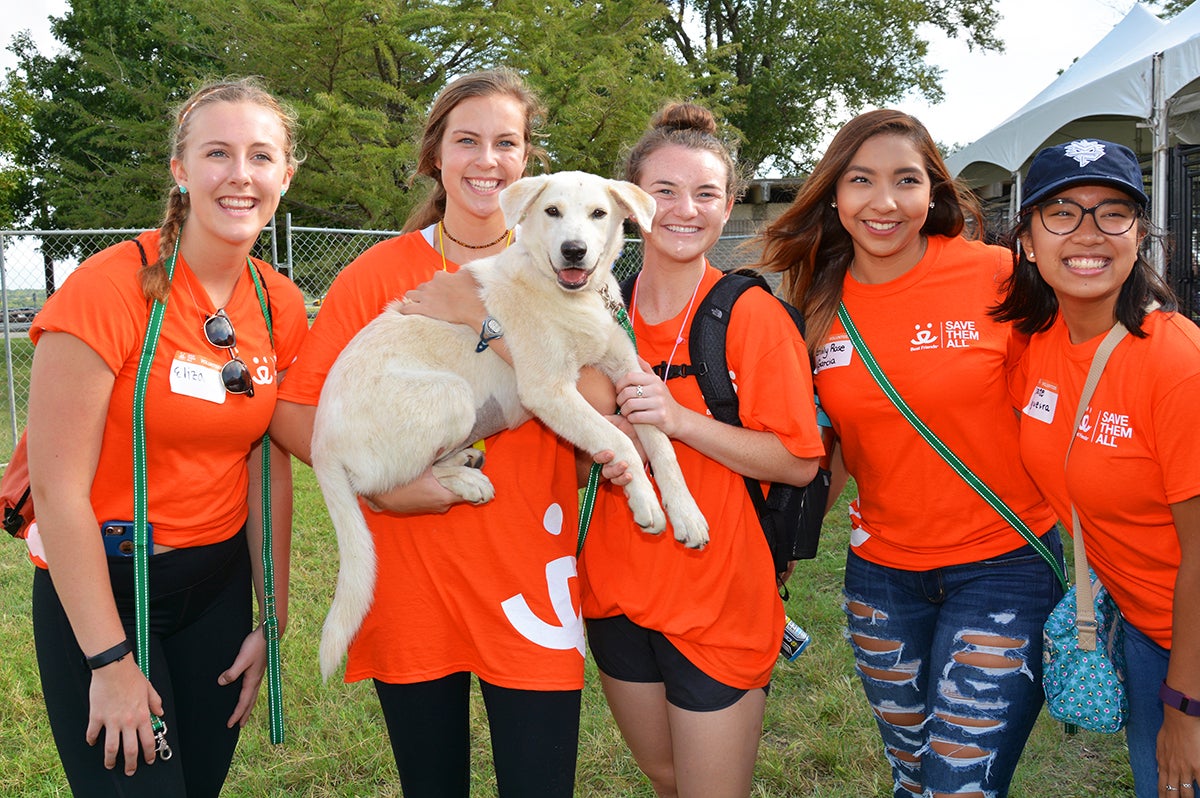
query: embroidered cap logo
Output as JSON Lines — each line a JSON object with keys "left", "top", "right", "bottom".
{"left": 1064, "top": 139, "right": 1106, "bottom": 168}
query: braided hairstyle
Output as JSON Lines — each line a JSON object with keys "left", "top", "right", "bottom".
{"left": 144, "top": 77, "right": 300, "bottom": 301}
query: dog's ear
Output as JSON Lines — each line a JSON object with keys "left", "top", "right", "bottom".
{"left": 606, "top": 180, "right": 656, "bottom": 234}
{"left": 500, "top": 175, "right": 551, "bottom": 229}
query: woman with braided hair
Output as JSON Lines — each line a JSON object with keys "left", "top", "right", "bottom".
{"left": 26, "top": 77, "right": 307, "bottom": 796}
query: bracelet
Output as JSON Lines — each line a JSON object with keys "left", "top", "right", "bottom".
{"left": 1159, "top": 681, "right": 1200, "bottom": 717}
{"left": 85, "top": 638, "right": 134, "bottom": 671}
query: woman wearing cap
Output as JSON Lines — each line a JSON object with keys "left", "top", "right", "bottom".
{"left": 757, "top": 109, "right": 1062, "bottom": 797}
{"left": 993, "top": 138, "right": 1200, "bottom": 798}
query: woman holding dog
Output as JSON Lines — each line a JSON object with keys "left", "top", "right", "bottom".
{"left": 579, "top": 103, "right": 823, "bottom": 798}
{"left": 992, "top": 139, "right": 1200, "bottom": 798}
{"left": 25, "top": 78, "right": 307, "bottom": 797}
{"left": 272, "top": 69, "right": 600, "bottom": 797}
{"left": 755, "top": 109, "right": 1062, "bottom": 797}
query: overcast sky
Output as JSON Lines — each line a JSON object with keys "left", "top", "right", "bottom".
{"left": 2, "top": 0, "right": 1146, "bottom": 151}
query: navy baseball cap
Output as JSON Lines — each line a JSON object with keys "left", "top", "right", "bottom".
{"left": 1020, "top": 139, "right": 1148, "bottom": 211}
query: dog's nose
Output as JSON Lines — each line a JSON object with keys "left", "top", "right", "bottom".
{"left": 561, "top": 241, "right": 587, "bottom": 263}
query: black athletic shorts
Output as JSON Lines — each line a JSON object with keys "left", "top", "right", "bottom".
{"left": 586, "top": 614, "right": 768, "bottom": 712}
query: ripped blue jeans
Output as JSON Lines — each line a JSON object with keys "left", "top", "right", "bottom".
{"left": 842, "top": 529, "right": 1063, "bottom": 798}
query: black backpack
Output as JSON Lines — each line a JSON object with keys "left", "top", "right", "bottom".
{"left": 620, "top": 269, "right": 832, "bottom": 590}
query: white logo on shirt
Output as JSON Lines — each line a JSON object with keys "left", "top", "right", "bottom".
{"left": 908, "top": 320, "right": 979, "bottom": 351}
{"left": 1078, "top": 408, "right": 1134, "bottom": 449}
{"left": 499, "top": 503, "right": 585, "bottom": 655}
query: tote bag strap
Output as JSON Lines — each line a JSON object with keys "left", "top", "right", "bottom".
{"left": 836, "top": 302, "right": 1069, "bottom": 589}
{"left": 1064, "top": 322, "right": 1128, "bottom": 650}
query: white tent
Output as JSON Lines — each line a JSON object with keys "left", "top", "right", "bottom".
{"left": 946, "top": 2, "right": 1200, "bottom": 240}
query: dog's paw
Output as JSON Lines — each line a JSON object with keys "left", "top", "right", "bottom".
{"left": 626, "top": 490, "right": 667, "bottom": 535}
{"left": 670, "top": 508, "right": 709, "bottom": 549}
{"left": 432, "top": 465, "right": 495, "bottom": 504}
{"left": 438, "top": 447, "right": 485, "bottom": 469}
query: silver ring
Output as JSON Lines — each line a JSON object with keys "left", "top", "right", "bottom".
{"left": 1166, "top": 786, "right": 1179, "bottom": 792}
{"left": 635, "top": 385, "right": 644, "bottom": 398}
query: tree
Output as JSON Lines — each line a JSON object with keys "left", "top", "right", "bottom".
{"left": 660, "top": 0, "right": 1003, "bottom": 175}
{"left": 0, "top": 65, "right": 37, "bottom": 227}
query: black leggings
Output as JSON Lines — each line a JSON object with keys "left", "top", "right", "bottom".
{"left": 374, "top": 672, "right": 581, "bottom": 798}
{"left": 32, "top": 530, "right": 251, "bottom": 798}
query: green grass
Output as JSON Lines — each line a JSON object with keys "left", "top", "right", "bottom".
{"left": 0, "top": 467, "right": 1133, "bottom": 796}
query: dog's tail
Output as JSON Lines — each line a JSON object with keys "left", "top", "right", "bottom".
{"left": 313, "top": 453, "right": 378, "bottom": 682}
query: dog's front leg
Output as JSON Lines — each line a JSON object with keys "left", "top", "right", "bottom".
{"left": 629, "top": 423, "right": 708, "bottom": 549}
{"left": 521, "top": 381, "right": 667, "bottom": 535}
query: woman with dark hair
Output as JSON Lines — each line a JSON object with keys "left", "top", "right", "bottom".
{"left": 757, "top": 109, "right": 1062, "bottom": 797}
{"left": 581, "top": 102, "right": 821, "bottom": 798}
{"left": 994, "top": 138, "right": 1200, "bottom": 798}
{"left": 271, "top": 68, "right": 594, "bottom": 798}
{"left": 27, "top": 77, "right": 307, "bottom": 797}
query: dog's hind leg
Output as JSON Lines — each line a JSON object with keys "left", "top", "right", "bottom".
{"left": 431, "top": 448, "right": 494, "bottom": 505}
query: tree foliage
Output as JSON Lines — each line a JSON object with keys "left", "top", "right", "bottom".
{"left": 660, "top": 0, "right": 1003, "bottom": 175}
{"left": 1, "top": 0, "right": 1004, "bottom": 231}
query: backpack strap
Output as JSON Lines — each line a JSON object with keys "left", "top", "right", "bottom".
{"left": 689, "top": 269, "right": 782, "bottom": 425}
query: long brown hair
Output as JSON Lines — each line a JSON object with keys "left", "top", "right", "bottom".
{"left": 622, "top": 101, "right": 743, "bottom": 200}
{"left": 755, "top": 109, "right": 982, "bottom": 355}
{"left": 145, "top": 77, "right": 301, "bottom": 302}
{"left": 403, "top": 68, "right": 546, "bottom": 233}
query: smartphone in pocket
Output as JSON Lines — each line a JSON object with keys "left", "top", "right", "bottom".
{"left": 101, "top": 520, "right": 152, "bottom": 557}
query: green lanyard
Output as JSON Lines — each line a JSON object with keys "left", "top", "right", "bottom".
{"left": 576, "top": 300, "right": 637, "bottom": 556}
{"left": 835, "top": 301, "right": 1068, "bottom": 591}
{"left": 131, "top": 238, "right": 285, "bottom": 754}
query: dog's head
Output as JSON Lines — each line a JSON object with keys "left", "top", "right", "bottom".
{"left": 500, "top": 171, "right": 655, "bottom": 292}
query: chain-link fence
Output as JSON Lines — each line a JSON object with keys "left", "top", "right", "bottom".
{"left": 0, "top": 220, "right": 763, "bottom": 463}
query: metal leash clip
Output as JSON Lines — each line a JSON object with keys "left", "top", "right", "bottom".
{"left": 153, "top": 721, "right": 172, "bottom": 761}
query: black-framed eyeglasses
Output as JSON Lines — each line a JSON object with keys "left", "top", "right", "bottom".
{"left": 1034, "top": 198, "right": 1141, "bottom": 236}
{"left": 203, "top": 309, "right": 255, "bottom": 397}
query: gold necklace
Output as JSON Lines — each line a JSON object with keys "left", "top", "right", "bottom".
{"left": 437, "top": 223, "right": 514, "bottom": 271}
{"left": 440, "top": 221, "right": 510, "bottom": 249}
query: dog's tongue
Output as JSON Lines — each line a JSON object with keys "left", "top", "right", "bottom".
{"left": 558, "top": 268, "right": 588, "bottom": 287}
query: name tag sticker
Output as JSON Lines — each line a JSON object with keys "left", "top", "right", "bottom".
{"left": 170, "top": 351, "right": 226, "bottom": 404}
{"left": 815, "top": 337, "right": 854, "bottom": 373}
{"left": 1022, "top": 378, "right": 1058, "bottom": 424}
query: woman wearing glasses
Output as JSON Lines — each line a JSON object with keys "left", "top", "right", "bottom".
{"left": 993, "top": 139, "right": 1200, "bottom": 798}
{"left": 755, "top": 109, "right": 1062, "bottom": 797}
{"left": 25, "top": 78, "right": 307, "bottom": 797}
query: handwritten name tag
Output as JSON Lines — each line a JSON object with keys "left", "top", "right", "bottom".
{"left": 170, "top": 351, "right": 226, "bottom": 404}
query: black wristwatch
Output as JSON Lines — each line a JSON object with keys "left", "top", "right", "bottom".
{"left": 476, "top": 315, "right": 504, "bottom": 353}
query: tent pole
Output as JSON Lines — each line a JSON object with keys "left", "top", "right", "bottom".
{"left": 1152, "top": 51, "right": 1169, "bottom": 275}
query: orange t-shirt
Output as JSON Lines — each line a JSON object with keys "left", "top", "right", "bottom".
{"left": 579, "top": 264, "right": 824, "bottom": 689}
{"left": 1015, "top": 311, "right": 1200, "bottom": 648}
{"left": 279, "top": 228, "right": 586, "bottom": 690}
{"left": 814, "top": 234, "right": 1055, "bottom": 570}
{"left": 30, "top": 230, "right": 309, "bottom": 549}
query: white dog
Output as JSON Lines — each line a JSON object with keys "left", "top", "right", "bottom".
{"left": 311, "top": 171, "right": 708, "bottom": 679}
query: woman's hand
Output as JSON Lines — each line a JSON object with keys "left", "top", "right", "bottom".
{"left": 614, "top": 360, "right": 684, "bottom": 437}
{"left": 86, "top": 657, "right": 164, "bottom": 775}
{"left": 399, "top": 269, "right": 484, "bottom": 328}
{"left": 219, "top": 626, "right": 267, "bottom": 728}
{"left": 1156, "top": 708, "right": 1200, "bottom": 796}
{"left": 590, "top": 412, "right": 647, "bottom": 488}
{"left": 365, "top": 468, "right": 472, "bottom": 515}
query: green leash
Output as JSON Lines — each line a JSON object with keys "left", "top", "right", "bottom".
{"left": 131, "top": 238, "right": 285, "bottom": 755}
{"left": 576, "top": 295, "right": 637, "bottom": 557}
{"left": 131, "top": 235, "right": 177, "bottom": 759}
{"left": 835, "top": 302, "right": 1068, "bottom": 591}
{"left": 247, "top": 262, "right": 285, "bottom": 745}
